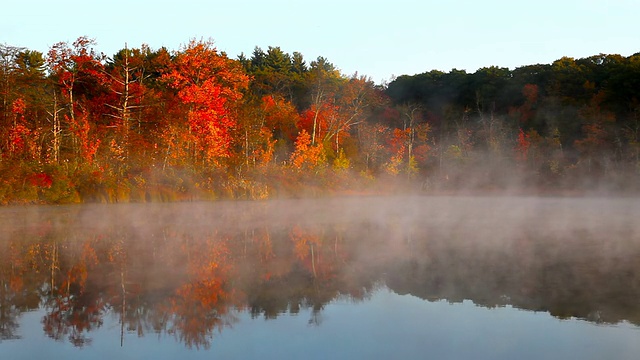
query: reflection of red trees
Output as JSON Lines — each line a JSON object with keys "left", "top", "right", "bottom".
{"left": 291, "top": 225, "right": 321, "bottom": 277}
{"left": 2, "top": 214, "right": 361, "bottom": 348}
{"left": 42, "top": 296, "right": 104, "bottom": 347}
{"left": 0, "top": 238, "right": 34, "bottom": 340}
{"left": 165, "top": 237, "right": 235, "bottom": 349}
{"left": 61, "top": 241, "right": 98, "bottom": 295}
{"left": 290, "top": 225, "right": 342, "bottom": 280}
{"left": 42, "top": 239, "right": 103, "bottom": 347}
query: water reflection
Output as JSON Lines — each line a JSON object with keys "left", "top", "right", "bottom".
{"left": 1, "top": 196, "right": 639, "bottom": 350}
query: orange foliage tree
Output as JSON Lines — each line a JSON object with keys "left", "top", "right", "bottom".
{"left": 162, "top": 39, "right": 249, "bottom": 167}
{"left": 509, "top": 84, "right": 539, "bottom": 124}
{"left": 515, "top": 128, "right": 531, "bottom": 163}
{"left": 262, "top": 94, "right": 300, "bottom": 145}
{"left": 574, "top": 91, "right": 616, "bottom": 173}
{"left": 46, "top": 37, "right": 106, "bottom": 164}
{"left": 7, "top": 98, "right": 39, "bottom": 160}
{"left": 290, "top": 129, "right": 325, "bottom": 171}
{"left": 234, "top": 94, "right": 299, "bottom": 169}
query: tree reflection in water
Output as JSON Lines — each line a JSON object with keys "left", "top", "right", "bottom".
{"left": 0, "top": 197, "right": 638, "bottom": 348}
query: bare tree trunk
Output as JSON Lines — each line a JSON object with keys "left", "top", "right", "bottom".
{"left": 311, "top": 87, "right": 324, "bottom": 145}
{"left": 50, "top": 240, "right": 58, "bottom": 294}
{"left": 49, "top": 91, "right": 63, "bottom": 163}
{"left": 122, "top": 47, "right": 130, "bottom": 160}
{"left": 120, "top": 267, "right": 126, "bottom": 347}
{"left": 245, "top": 129, "right": 249, "bottom": 167}
{"left": 310, "top": 243, "right": 317, "bottom": 278}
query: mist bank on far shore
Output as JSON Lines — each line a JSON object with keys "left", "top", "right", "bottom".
{"left": 2, "top": 158, "right": 638, "bottom": 206}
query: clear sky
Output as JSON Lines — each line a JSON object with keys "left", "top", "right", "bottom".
{"left": 2, "top": 0, "right": 639, "bottom": 84}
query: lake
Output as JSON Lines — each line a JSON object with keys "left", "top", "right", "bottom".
{"left": 1, "top": 196, "right": 639, "bottom": 359}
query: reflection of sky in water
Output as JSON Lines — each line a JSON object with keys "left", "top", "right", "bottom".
{"left": 4, "top": 287, "right": 638, "bottom": 360}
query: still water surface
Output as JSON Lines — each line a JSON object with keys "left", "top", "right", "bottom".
{"left": 1, "top": 196, "right": 639, "bottom": 359}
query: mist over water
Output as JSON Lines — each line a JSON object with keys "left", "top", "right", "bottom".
{"left": 2, "top": 195, "right": 640, "bottom": 358}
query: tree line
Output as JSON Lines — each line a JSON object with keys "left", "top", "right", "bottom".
{"left": 387, "top": 53, "right": 640, "bottom": 191}
{"left": 1, "top": 37, "right": 639, "bottom": 203}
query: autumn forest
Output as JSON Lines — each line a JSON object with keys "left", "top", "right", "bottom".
{"left": 1, "top": 37, "right": 640, "bottom": 203}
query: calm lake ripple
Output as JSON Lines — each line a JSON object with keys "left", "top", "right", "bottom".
{"left": 1, "top": 196, "right": 639, "bottom": 359}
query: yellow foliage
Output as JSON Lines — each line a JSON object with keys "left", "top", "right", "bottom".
{"left": 333, "top": 148, "right": 350, "bottom": 171}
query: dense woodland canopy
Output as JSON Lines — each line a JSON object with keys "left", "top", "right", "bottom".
{"left": 1, "top": 37, "right": 639, "bottom": 203}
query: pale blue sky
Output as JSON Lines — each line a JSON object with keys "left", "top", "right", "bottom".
{"left": 2, "top": 0, "right": 639, "bottom": 83}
